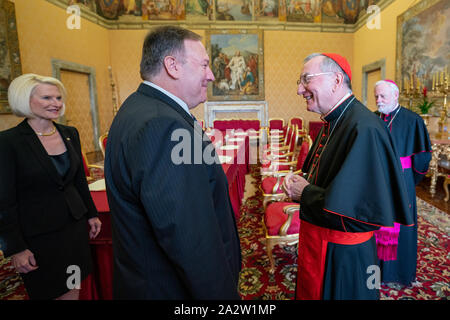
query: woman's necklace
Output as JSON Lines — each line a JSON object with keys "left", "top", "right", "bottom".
{"left": 35, "top": 126, "right": 57, "bottom": 136}
{"left": 306, "top": 96, "right": 355, "bottom": 181}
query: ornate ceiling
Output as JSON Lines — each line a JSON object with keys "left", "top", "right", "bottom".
{"left": 50, "top": 0, "right": 394, "bottom": 31}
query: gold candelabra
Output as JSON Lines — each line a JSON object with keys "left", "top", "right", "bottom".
{"left": 400, "top": 66, "right": 449, "bottom": 136}
{"left": 401, "top": 73, "right": 422, "bottom": 110}
{"left": 432, "top": 67, "right": 448, "bottom": 137}
{"left": 108, "top": 66, "right": 119, "bottom": 116}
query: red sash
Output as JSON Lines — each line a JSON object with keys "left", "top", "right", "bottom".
{"left": 296, "top": 220, "right": 374, "bottom": 300}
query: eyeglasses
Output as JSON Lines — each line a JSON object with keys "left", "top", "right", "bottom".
{"left": 296, "top": 72, "right": 335, "bottom": 86}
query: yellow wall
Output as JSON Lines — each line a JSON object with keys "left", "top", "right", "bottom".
{"left": 0, "top": 0, "right": 114, "bottom": 141}
{"left": 264, "top": 30, "right": 353, "bottom": 127}
{"left": 353, "top": 0, "right": 447, "bottom": 133}
{"left": 1, "top": 0, "right": 429, "bottom": 135}
{"left": 108, "top": 29, "right": 352, "bottom": 128}
{"left": 353, "top": 0, "right": 415, "bottom": 101}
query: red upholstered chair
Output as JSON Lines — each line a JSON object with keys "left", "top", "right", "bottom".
{"left": 263, "top": 125, "right": 292, "bottom": 151}
{"left": 81, "top": 149, "right": 104, "bottom": 182}
{"left": 262, "top": 124, "right": 299, "bottom": 164}
{"left": 238, "top": 119, "right": 260, "bottom": 132}
{"left": 213, "top": 119, "right": 237, "bottom": 132}
{"left": 260, "top": 134, "right": 312, "bottom": 208}
{"left": 268, "top": 119, "right": 285, "bottom": 145}
{"left": 264, "top": 125, "right": 291, "bottom": 151}
{"left": 289, "top": 117, "right": 304, "bottom": 130}
{"left": 213, "top": 119, "right": 227, "bottom": 132}
{"left": 263, "top": 203, "right": 300, "bottom": 273}
{"left": 308, "top": 120, "right": 324, "bottom": 142}
{"left": 269, "top": 118, "right": 284, "bottom": 131}
{"left": 98, "top": 132, "right": 108, "bottom": 158}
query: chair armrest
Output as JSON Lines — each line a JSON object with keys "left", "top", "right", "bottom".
{"left": 279, "top": 205, "right": 299, "bottom": 236}
{"left": 267, "top": 153, "right": 291, "bottom": 161}
{"left": 88, "top": 164, "right": 104, "bottom": 170}
{"left": 271, "top": 160, "right": 296, "bottom": 167}
{"left": 263, "top": 169, "right": 302, "bottom": 177}
{"left": 272, "top": 175, "right": 283, "bottom": 194}
{"left": 87, "top": 164, "right": 104, "bottom": 180}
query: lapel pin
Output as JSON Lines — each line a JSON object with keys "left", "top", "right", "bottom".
{"left": 66, "top": 137, "right": 71, "bottom": 141}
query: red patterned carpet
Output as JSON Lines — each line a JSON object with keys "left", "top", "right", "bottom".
{"left": 1, "top": 165, "right": 449, "bottom": 300}
{"left": 0, "top": 253, "right": 28, "bottom": 300}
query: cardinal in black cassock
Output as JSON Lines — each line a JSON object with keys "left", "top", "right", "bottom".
{"left": 284, "top": 54, "right": 412, "bottom": 300}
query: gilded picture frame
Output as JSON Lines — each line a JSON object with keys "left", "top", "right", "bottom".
{"left": 396, "top": 0, "right": 449, "bottom": 115}
{"left": 0, "top": 0, "right": 22, "bottom": 114}
{"left": 206, "top": 29, "right": 264, "bottom": 101}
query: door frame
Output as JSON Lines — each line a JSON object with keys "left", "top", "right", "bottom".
{"left": 361, "top": 58, "right": 386, "bottom": 107}
{"left": 51, "top": 59, "right": 100, "bottom": 151}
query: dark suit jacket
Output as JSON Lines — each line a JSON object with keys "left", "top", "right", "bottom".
{"left": 104, "top": 83, "right": 242, "bottom": 300}
{"left": 0, "top": 120, "right": 98, "bottom": 257}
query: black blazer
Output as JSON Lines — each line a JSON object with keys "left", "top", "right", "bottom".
{"left": 0, "top": 120, "right": 98, "bottom": 257}
{"left": 105, "top": 83, "right": 242, "bottom": 300}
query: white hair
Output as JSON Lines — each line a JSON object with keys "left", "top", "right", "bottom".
{"left": 375, "top": 80, "right": 399, "bottom": 97}
{"left": 8, "top": 73, "right": 66, "bottom": 118}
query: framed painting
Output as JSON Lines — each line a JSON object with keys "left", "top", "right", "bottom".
{"left": 396, "top": 0, "right": 449, "bottom": 108}
{"left": 186, "top": 0, "right": 213, "bottom": 21}
{"left": 206, "top": 29, "right": 264, "bottom": 101}
{"left": 141, "top": 0, "right": 185, "bottom": 20}
{"left": 287, "top": 0, "right": 322, "bottom": 23}
{"left": 0, "top": 0, "right": 22, "bottom": 114}
{"left": 254, "top": 0, "right": 280, "bottom": 22}
{"left": 215, "top": 0, "right": 252, "bottom": 21}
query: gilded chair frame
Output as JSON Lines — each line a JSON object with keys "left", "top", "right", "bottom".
{"left": 269, "top": 118, "right": 285, "bottom": 130}
{"left": 289, "top": 116, "right": 304, "bottom": 129}
{"left": 81, "top": 149, "right": 104, "bottom": 182}
{"left": 264, "top": 125, "right": 299, "bottom": 162}
{"left": 98, "top": 132, "right": 108, "bottom": 158}
{"left": 260, "top": 132, "right": 312, "bottom": 208}
{"left": 263, "top": 204, "right": 299, "bottom": 274}
{"left": 444, "top": 176, "right": 449, "bottom": 202}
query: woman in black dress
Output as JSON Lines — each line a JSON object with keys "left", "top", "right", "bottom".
{"left": 0, "top": 74, "right": 101, "bottom": 300}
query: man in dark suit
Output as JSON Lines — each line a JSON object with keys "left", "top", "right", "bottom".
{"left": 104, "top": 26, "right": 242, "bottom": 299}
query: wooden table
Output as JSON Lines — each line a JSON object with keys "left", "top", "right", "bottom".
{"left": 429, "top": 133, "right": 450, "bottom": 198}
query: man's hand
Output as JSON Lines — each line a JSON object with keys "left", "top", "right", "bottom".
{"left": 282, "top": 173, "right": 309, "bottom": 202}
{"left": 12, "top": 249, "right": 38, "bottom": 274}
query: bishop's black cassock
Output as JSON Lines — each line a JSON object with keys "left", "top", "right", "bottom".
{"left": 296, "top": 95, "right": 412, "bottom": 300}
{"left": 375, "top": 106, "right": 431, "bottom": 285}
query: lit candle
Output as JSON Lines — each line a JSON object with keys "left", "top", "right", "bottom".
{"left": 432, "top": 73, "right": 435, "bottom": 90}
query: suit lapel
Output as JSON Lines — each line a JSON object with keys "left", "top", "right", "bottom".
{"left": 18, "top": 120, "right": 63, "bottom": 185}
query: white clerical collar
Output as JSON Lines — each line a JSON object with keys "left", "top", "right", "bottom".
{"left": 143, "top": 81, "right": 192, "bottom": 118}
{"left": 389, "top": 104, "right": 400, "bottom": 115}
{"left": 322, "top": 92, "right": 352, "bottom": 119}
